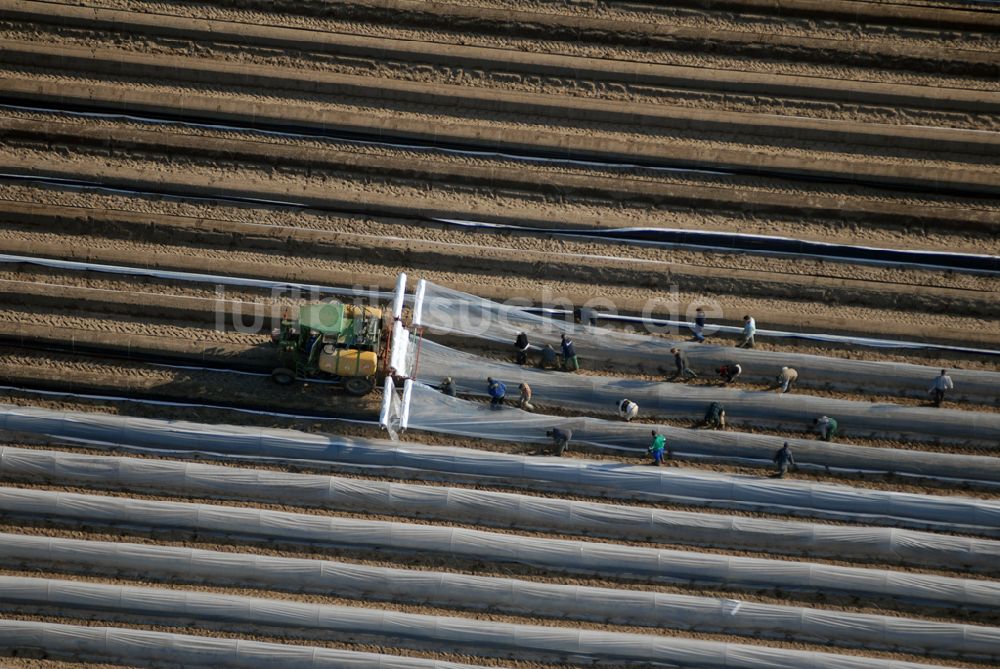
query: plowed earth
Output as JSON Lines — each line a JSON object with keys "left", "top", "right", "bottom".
{"left": 0, "top": 1, "right": 998, "bottom": 668}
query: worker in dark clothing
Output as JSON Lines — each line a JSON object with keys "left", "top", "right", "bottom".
{"left": 648, "top": 430, "right": 667, "bottom": 466}
{"left": 573, "top": 307, "right": 598, "bottom": 326}
{"left": 440, "top": 377, "right": 456, "bottom": 397}
{"left": 670, "top": 347, "right": 697, "bottom": 380}
{"left": 545, "top": 427, "right": 572, "bottom": 456}
{"left": 692, "top": 307, "right": 706, "bottom": 342}
{"left": 514, "top": 332, "right": 530, "bottom": 366}
{"left": 486, "top": 377, "right": 506, "bottom": 409}
{"left": 538, "top": 343, "right": 558, "bottom": 370}
{"left": 772, "top": 442, "right": 795, "bottom": 478}
{"left": 716, "top": 363, "right": 741, "bottom": 385}
{"left": 560, "top": 334, "right": 579, "bottom": 372}
{"left": 698, "top": 402, "right": 726, "bottom": 430}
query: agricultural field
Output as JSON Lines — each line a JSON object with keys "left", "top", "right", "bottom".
{"left": 0, "top": 0, "right": 998, "bottom": 667}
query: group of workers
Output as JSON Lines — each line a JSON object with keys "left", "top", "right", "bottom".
{"left": 432, "top": 321, "right": 961, "bottom": 474}
{"left": 513, "top": 331, "right": 580, "bottom": 371}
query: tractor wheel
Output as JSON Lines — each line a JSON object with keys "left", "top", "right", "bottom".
{"left": 271, "top": 367, "right": 295, "bottom": 385}
{"left": 344, "top": 377, "right": 374, "bottom": 396}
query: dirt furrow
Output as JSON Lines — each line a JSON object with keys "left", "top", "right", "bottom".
{"left": 57, "top": 0, "right": 1000, "bottom": 83}
{"left": 0, "top": 1, "right": 996, "bottom": 664}
{"left": 4, "top": 223, "right": 997, "bottom": 347}
{"left": 3, "top": 0, "right": 997, "bottom": 129}
{"left": 4, "top": 44, "right": 996, "bottom": 197}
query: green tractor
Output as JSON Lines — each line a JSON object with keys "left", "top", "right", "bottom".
{"left": 270, "top": 301, "right": 387, "bottom": 396}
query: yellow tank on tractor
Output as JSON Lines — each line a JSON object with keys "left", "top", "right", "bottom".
{"left": 270, "top": 302, "right": 387, "bottom": 396}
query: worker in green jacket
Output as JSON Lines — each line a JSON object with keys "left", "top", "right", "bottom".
{"left": 648, "top": 430, "right": 667, "bottom": 466}
{"left": 814, "top": 415, "right": 838, "bottom": 441}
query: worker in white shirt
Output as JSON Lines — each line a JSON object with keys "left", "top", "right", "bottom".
{"left": 618, "top": 398, "right": 639, "bottom": 422}
{"left": 738, "top": 315, "right": 756, "bottom": 349}
{"left": 928, "top": 369, "right": 954, "bottom": 407}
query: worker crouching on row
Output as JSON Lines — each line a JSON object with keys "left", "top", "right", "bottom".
{"left": 486, "top": 377, "right": 506, "bottom": 409}
{"left": 618, "top": 398, "right": 638, "bottom": 422}
{"left": 545, "top": 428, "right": 571, "bottom": 457}
{"left": 697, "top": 402, "right": 725, "bottom": 430}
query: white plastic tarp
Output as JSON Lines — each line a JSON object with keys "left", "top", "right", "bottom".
{"left": 0, "top": 619, "right": 483, "bottom": 669}
{"left": 413, "top": 338, "right": 1000, "bottom": 445}
{"left": 0, "top": 576, "right": 976, "bottom": 669}
{"left": 3, "top": 404, "right": 1000, "bottom": 535}
{"left": 1, "top": 488, "right": 997, "bottom": 610}
{"left": 417, "top": 281, "right": 1000, "bottom": 403}
{"left": 3, "top": 447, "right": 996, "bottom": 571}
{"left": 403, "top": 382, "right": 1000, "bottom": 484}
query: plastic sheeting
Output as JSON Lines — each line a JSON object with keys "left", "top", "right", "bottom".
{"left": 3, "top": 404, "right": 1000, "bottom": 536}
{"left": 417, "top": 281, "right": 1000, "bottom": 403}
{"left": 4, "top": 446, "right": 998, "bottom": 571}
{"left": 0, "top": 619, "right": 483, "bottom": 669}
{"left": 2, "top": 488, "right": 998, "bottom": 609}
{"left": 405, "top": 383, "right": 1000, "bottom": 486}
{"left": 413, "top": 338, "right": 1000, "bottom": 445}
{"left": 3, "top": 533, "right": 996, "bottom": 659}
{"left": 0, "top": 252, "right": 390, "bottom": 302}
{"left": 0, "top": 576, "right": 979, "bottom": 669}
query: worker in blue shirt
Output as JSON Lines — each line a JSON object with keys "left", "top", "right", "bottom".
{"left": 486, "top": 377, "right": 506, "bottom": 409}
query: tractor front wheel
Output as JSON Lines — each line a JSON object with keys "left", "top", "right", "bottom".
{"left": 344, "top": 377, "right": 374, "bottom": 396}
{"left": 271, "top": 367, "right": 295, "bottom": 385}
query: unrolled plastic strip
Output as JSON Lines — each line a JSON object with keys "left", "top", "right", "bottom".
{"left": 414, "top": 339, "right": 1000, "bottom": 445}
{"left": 3, "top": 447, "right": 995, "bottom": 571}
{"left": 2, "top": 533, "right": 995, "bottom": 659}
{"left": 0, "top": 619, "right": 483, "bottom": 668}
{"left": 1, "top": 488, "right": 997, "bottom": 609}
{"left": 403, "top": 382, "right": 1000, "bottom": 488}
{"left": 2, "top": 404, "right": 999, "bottom": 534}
{"left": 417, "top": 281, "right": 1000, "bottom": 399}
{"left": 0, "top": 576, "right": 975, "bottom": 669}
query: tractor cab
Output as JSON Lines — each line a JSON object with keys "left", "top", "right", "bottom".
{"left": 271, "top": 301, "right": 386, "bottom": 396}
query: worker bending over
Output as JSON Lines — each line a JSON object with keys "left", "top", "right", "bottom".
{"left": 545, "top": 428, "right": 572, "bottom": 457}
{"left": 618, "top": 398, "right": 639, "bottom": 422}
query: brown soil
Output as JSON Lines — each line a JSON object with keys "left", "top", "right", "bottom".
{"left": 0, "top": 0, "right": 998, "bottom": 666}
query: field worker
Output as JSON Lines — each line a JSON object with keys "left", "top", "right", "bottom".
{"left": 486, "top": 377, "right": 506, "bottom": 409}
{"left": 692, "top": 306, "right": 706, "bottom": 343}
{"left": 618, "top": 398, "right": 639, "bottom": 422}
{"left": 545, "top": 427, "right": 572, "bottom": 456}
{"left": 700, "top": 401, "right": 726, "bottom": 430}
{"left": 440, "top": 377, "right": 456, "bottom": 397}
{"left": 814, "top": 415, "right": 838, "bottom": 441}
{"left": 519, "top": 382, "right": 534, "bottom": 411}
{"left": 928, "top": 369, "right": 954, "bottom": 407}
{"left": 738, "top": 315, "right": 756, "bottom": 349}
{"left": 716, "top": 363, "right": 741, "bottom": 385}
{"left": 670, "top": 347, "right": 697, "bottom": 380}
{"left": 772, "top": 442, "right": 795, "bottom": 478}
{"left": 575, "top": 306, "right": 598, "bottom": 327}
{"left": 777, "top": 366, "right": 798, "bottom": 394}
{"left": 648, "top": 430, "right": 667, "bottom": 466}
{"left": 538, "top": 343, "right": 558, "bottom": 370}
{"left": 514, "top": 332, "right": 530, "bottom": 366}
{"left": 561, "top": 333, "right": 579, "bottom": 372}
